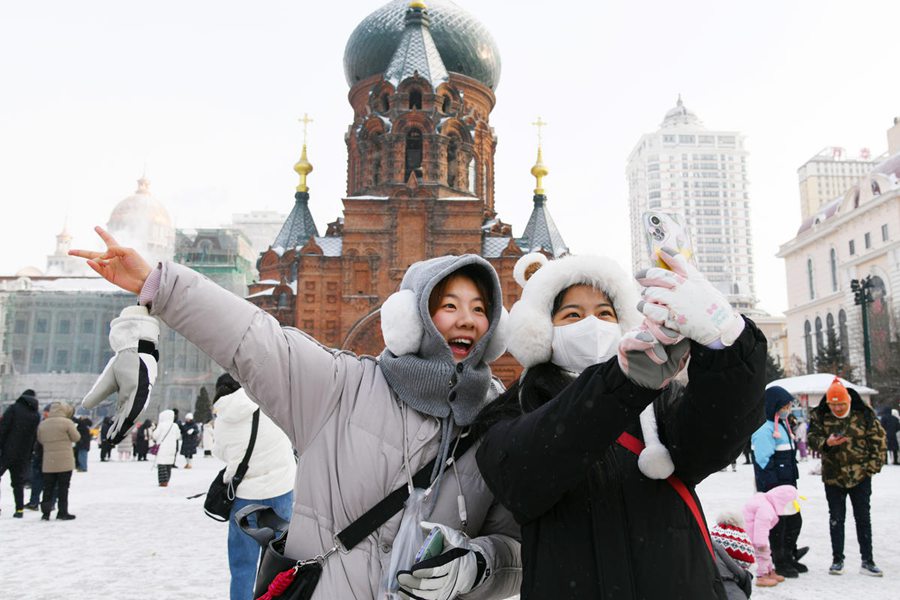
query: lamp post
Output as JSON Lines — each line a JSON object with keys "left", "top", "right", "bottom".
{"left": 850, "top": 276, "right": 873, "bottom": 384}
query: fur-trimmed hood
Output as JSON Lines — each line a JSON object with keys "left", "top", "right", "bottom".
{"left": 507, "top": 254, "right": 641, "bottom": 369}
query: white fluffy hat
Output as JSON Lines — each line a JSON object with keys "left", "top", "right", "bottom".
{"left": 506, "top": 253, "right": 642, "bottom": 369}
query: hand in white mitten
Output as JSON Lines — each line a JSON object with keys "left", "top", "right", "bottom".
{"left": 635, "top": 248, "right": 744, "bottom": 347}
{"left": 617, "top": 320, "right": 690, "bottom": 390}
{"left": 82, "top": 306, "right": 160, "bottom": 444}
{"left": 397, "top": 522, "right": 490, "bottom": 600}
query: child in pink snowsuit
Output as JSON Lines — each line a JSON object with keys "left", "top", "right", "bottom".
{"left": 743, "top": 484, "right": 801, "bottom": 587}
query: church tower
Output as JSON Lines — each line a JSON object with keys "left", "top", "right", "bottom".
{"left": 251, "top": 1, "right": 569, "bottom": 383}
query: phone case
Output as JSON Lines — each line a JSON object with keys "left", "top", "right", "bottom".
{"left": 414, "top": 527, "right": 445, "bottom": 563}
{"left": 642, "top": 211, "right": 695, "bottom": 270}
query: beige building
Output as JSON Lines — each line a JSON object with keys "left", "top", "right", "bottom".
{"left": 754, "top": 314, "right": 789, "bottom": 374}
{"left": 778, "top": 118, "right": 900, "bottom": 385}
{"left": 797, "top": 147, "right": 878, "bottom": 220}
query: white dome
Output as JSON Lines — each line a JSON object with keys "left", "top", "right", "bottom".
{"left": 106, "top": 177, "right": 176, "bottom": 264}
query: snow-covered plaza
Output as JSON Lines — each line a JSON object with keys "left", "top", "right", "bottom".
{"left": 2, "top": 448, "right": 898, "bottom": 599}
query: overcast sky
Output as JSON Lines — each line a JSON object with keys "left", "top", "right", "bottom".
{"left": 1, "top": 0, "right": 897, "bottom": 314}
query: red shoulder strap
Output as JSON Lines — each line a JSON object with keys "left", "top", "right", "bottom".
{"left": 616, "top": 432, "right": 715, "bottom": 561}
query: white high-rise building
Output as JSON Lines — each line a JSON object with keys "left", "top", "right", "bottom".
{"left": 627, "top": 97, "right": 757, "bottom": 311}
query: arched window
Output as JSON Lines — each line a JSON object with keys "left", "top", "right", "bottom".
{"left": 442, "top": 96, "right": 451, "bottom": 113}
{"left": 830, "top": 248, "right": 838, "bottom": 292}
{"left": 409, "top": 89, "right": 422, "bottom": 110}
{"left": 405, "top": 129, "right": 423, "bottom": 181}
{"left": 447, "top": 136, "right": 459, "bottom": 188}
{"left": 815, "top": 316, "right": 824, "bottom": 354}
{"left": 804, "top": 320, "right": 813, "bottom": 374}
{"left": 807, "top": 258, "right": 815, "bottom": 300}
{"left": 371, "top": 136, "right": 382, "bottom": 186}
{"left": 826, "top": 313, "right": 836, "bottom": 349}
{"left": 278, "top": 292, "right": 289, "bottom": 309}
{"left": 381, "top": 94, "right": 390, "bottom": 112}
{"left": 467, "top": 157, "right": 476, "bottom": 193}
{"left": 838, "top": 309, "right": 849, "bottom": 363}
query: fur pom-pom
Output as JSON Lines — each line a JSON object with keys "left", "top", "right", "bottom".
{"left": 483, "top": 307, "right": 510, "bottom": 363}
{"left": 513, "top": 253, "right": 548, "bottom": 288}
{"left": 637, "top": 404, "right": 675, "bottom": 479}
{"left": 714, "top": 511, "right": 746, "bottom": 528}
{"left": 638, "top": 444, "right": 675, "bottom": 480}
{"left": 380, "top": 290, "right": 423, "bottom": 356}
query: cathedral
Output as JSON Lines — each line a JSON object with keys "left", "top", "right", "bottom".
{"left": 248, "top": 0, "right": 569, "bottom": 384}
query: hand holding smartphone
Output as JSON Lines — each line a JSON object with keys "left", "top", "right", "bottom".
{"left": 414, "top": 527, "right": 445, "bottom": 563}
{"left": 642, "top": 211, "right": 695, "bottom": 270}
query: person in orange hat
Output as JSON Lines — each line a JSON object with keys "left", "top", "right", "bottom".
{"left": 808, "top": 377, "right": 887, "bottom": 577}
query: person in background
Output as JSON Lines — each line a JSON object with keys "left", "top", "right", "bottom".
{"left": 75, "top": 417, "right": 92, "bottom": 472}
{"left": 116, "top": 423, "right": 133, "bottom": 460}
{"left": 212, "top": 373, "right": 296, "bottom": 600}
{"left": 202, "top": 418, "right": 214, "bottom": 457}
{"left": 0, "top": 389, "right": 41, "bottom": 518}
{"left": 743, "top": 485, "right": 802, "bottom": 588}
{"left": 135, "top": 419, "right": 152, "bottom": 461}
{"left": 808, "top": 378, "right": 887, "bottom": 577}
{"left": 99, "top": 416, "right": 115, "bottom": 462}
{"left": 877, "top": 407, "right": 899, "bottom": 465}
{"left": 793, "top": 415, "right": 809, "bottom": 462}
{"left": 37, "top": 401, "right": 80, "bottom": 520}
{"left": 180, "top": 412, "right": 200, "bottom": 469}
{"left": 152, "top": 409, "right": 181, "bottom": 487}
{"left": 751, "top": 386, "right": 805, "bottom": 578}
{"left": 709, "top": 512, "right": 755, "bottom": 599}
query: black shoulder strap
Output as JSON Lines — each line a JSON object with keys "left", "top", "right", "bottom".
{"left": 335, "top": 431, "right": 477, "bottom": 552}
{"left": 231, "top": 409, "right": 260, "bottom": 489}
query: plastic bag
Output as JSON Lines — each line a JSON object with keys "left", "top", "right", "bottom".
{"left": 381, "top": 488, "right": 428, "bottom": 598}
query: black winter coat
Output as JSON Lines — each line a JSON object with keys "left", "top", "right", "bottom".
{"left": 877, "top": 408, "right": 899, "bottom": 452}
{"left": 0, "top": 393, "right": 41, "bottom": 464}
{"left": 135, "top": 422, "right": 152, "bottom": 454}
{"left": 476, "top": 319, "right": 767, "bottom": 600}
{"left": 180, "top": 420, "right": 200, "bottom": 456}
{"left": 76, "top": 419, "right": 93, "bottom": 451}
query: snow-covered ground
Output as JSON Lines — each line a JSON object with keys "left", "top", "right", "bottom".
{"left": 2, "top": 450, "right": 898, "bottom": 599}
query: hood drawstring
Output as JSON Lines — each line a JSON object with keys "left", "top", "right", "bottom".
{"left": 773, "top": 411, "right": 794, "bottom": 440}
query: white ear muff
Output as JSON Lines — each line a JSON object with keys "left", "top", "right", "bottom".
{"left": 483, "top": 307, "right": 509, "bottom": 363}
{"left": 637, "top": 404, "right": 675, "bottom": 480}
{"left": 380, "top": 289, "right": 423, "bottom": 356}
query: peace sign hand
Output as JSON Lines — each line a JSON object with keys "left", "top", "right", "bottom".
{"left": 68, "top": 226, "right": 153, "bottom": 295}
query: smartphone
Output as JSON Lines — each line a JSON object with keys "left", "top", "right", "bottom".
{"left": 834, "top": 430, "right": 846, "bottom": 438}
{"left": 642, "top": 211, "right": 695, "bottom": 270}
{"left": 414, "top": 527, "right": 445, "bottom": 563}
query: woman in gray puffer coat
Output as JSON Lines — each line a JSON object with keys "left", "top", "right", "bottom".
{"left": 71, "top": 227, "right": 521, "bottom": 600}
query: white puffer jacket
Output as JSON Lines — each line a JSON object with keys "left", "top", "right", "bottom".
{"left": 151, "top": 409, "right": 181, "bottom": 465}
{"left": 213, "top": 387, "right": 295, "bottom": 500}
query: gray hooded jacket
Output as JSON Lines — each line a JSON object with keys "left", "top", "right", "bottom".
{"left": 146, "top": 260, "right": 521, "bottom": 599}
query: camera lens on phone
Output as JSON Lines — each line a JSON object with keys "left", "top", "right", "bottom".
{"left": 650, "top": 216, "right": 660, "bottom": 225}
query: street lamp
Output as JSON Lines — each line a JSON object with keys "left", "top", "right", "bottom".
{"left": 850, "top": 276, "right": 873, "bottom": 384}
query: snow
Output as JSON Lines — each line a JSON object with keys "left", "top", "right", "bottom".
{"left": 768, "top": 373, "right": 878, "bottom": 396}
{"left": 2, "top": 450, "right": 899, "bottom": 598}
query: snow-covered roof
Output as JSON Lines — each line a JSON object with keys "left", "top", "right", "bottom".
{"left": 345, "top": 195, "right": 389, "bottom": 200}
{"left": 767, "top": 373, "right": 877, "bottom": 396}
{"left": 315, "top": 236, "right": 343, "bottom": 257}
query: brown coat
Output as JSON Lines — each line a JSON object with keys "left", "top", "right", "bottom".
{"left": 37, "top": 402, "right": 80, "bottom": 473}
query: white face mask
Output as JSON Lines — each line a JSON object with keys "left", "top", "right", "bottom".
{"left": 550, "top": 316, "right": 622, "bottom": 374}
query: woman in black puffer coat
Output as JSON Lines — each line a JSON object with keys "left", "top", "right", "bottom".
{"left": 475, "top": 253, "right": 767, "bottom": 600}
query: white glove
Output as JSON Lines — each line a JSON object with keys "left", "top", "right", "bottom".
{"left": 617, "top": 320, "right": 690, "bottom": 389}
{"left": 635, "top": 248, "right": 744, "bottom": 347}
{"left": 397, "top": 522, "right": 489, "bottom": 600}
{"left": 82, "top": 306, "right": 160, "bottom": 444}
